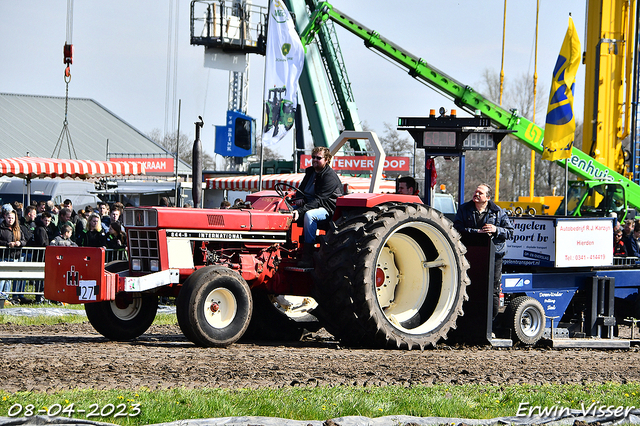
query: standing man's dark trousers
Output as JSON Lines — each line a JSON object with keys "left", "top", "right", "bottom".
{"left": 493, "top": 254, "right": 504, "bottom": 319}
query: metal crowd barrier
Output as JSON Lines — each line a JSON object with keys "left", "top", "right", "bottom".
{"left": 0, "top": 247, "right": 128, "bottom": 299}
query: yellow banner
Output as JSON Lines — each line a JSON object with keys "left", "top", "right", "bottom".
{"left": 542, "top": 17, "right": 581, "bottom": 161}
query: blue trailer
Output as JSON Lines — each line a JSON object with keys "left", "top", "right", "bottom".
{"left": 498, "top": 216, "right": 640, "bottom": 348}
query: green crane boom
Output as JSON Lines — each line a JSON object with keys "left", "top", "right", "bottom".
{"left": 300, "top": 2, "right": 640, "bottom": 210}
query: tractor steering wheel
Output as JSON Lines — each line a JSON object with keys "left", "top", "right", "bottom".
{"left": 274, "top": 182, "right": 305, "bottom": 212}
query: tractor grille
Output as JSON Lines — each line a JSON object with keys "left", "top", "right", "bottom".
{"left": 124, "top": 208, "right": 158, "bottom": 228}
{"left": 128, "top": 229, "right": 159, "bottom": 272}
{"left": 207, "top": 214, "right": 225, "bottom": 227}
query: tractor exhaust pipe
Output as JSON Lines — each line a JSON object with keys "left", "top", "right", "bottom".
{"left": 193, "top": 116, "right": 204, "bottom": 208}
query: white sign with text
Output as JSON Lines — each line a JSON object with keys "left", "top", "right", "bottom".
{"left": 555, "top": 218, "right": 613, "bottom": 267}
{"left": 505, "top": 217, "right": 556, "bottom": 267}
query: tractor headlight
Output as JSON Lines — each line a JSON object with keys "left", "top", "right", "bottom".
{"left": 131, "top": 258, "right": 142, "bottom": 271}
{"left": 150, "top": 260, "right": 159, "bottom": 272}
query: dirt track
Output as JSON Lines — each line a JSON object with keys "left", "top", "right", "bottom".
{"left": 2, "top": 323, "right": 640, "bottom": 393}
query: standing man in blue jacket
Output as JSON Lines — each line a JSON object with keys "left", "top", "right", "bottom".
{"left": 454, "top": 183, "right": 514, "bottom": 319}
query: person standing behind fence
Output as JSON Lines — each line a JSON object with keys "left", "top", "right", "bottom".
{"left": 0, "top": 209, "right": 27, "bottom": 303}
{"left": 57, "top": 208, "right": 76, "bottom": 242}
{"left": 14, "top": 204, "right": 33, "bottom": 303}
{"left": 36, "top": 201, "right": 46, "bottom": 215}
{"left": 50, "top": 224, "right": 78, "bottom": 247}
{"left": 63, "top": 199, "right": 84, "bottom": 237}
{"left": 623, "top": 222, "right": 640, "bottom": 257}
{"left": 45, "top": 200, "right": 59, "bottom": 228}
{"left": 77, "top": 213, "right": 107, "bottom": 248}
{"left": 614, "top": 228, "right": 628, "bottom": 256}
{"left": 78, "top": 205, "right": 93, "bottom": 236}
{"left": 97, "top": 202, "right": 110, "bottom": 231}
{"left": 33, "top": 212, "right": 54, "bottom": 247}
{"left": 75, "top": 209, "right": 88, "bottom": 235}
{"left": 30, "top": 212, "right": 53, "bottom": 304}
{"left": 106, "top": 222, "right": 127, "bottom": 251}
{"left": 12, "top": 202, "right": 23, "bottom": 222}
{"left": 109, "top": 204, "right": 124, "bottom": 231}
{"left": 21, "top": 206, "right": 37, "bottom": 241}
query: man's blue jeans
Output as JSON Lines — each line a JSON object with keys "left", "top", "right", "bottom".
{"left": 303, "top": 207, "right": 329, "bottom": 244}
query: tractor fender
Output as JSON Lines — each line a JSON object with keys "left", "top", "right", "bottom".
{"left": 333, "top": 193, "right": 423, "bottom": 219}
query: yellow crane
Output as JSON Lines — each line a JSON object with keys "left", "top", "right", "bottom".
{"left": 497, "top": 0, "right": 638, "bottom": 217}
{"left": 582, "top": 0, "right": 636, "bottom": 178}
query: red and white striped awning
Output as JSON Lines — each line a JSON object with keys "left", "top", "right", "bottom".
{"left": 206, "top": 173, "right": 396, "bottom": 193}
{"left": 0, "top": 157, "right": 145, "bottom": 179}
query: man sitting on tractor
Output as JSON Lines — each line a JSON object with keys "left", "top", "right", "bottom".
{"left": 292, "top": 146, "right": 343, "bottom": 267}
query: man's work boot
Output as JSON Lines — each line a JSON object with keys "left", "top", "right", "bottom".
{"left": 297, "top": 243, "right": 314, "bottom": 268}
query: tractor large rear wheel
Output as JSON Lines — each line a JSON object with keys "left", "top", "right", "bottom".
{"left": 314, "top": 203, "right": 470, "bottom": 349}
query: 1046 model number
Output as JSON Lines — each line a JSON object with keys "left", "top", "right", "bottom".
{"left": 7, "top": 402, "right": 141, "bottom": 418}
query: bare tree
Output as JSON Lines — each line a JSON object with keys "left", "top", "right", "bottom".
{"left": 148, "top": 129, "right": 215, "bottom": 170}
{"left": 466, "top": 68, "right": 582, "bottom": 202}
{"left": 356, "top": 68, "right": 581, "bottom": 203}
{"left": 433, "top": 69, "right": 554, "bottom": 202}
{"left": 253, "top": 140, "right": 282, "bottom": 162}
{"left": 379, "top": 123, "right": 413, "bottom": 155}
{"left": 360, "top": 122, "right": 425, "bottom": 184}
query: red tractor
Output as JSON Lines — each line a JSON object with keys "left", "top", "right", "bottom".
{"left": 45, "top": 132, "right": 470, "bottom": 350}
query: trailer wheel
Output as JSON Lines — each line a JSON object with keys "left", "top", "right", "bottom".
{"left": 85, "top": 292, "right": 158, "bottom": 341}
{"left": 314, "top": 203, "right": 470, "bottom": 349}
{"left": 176, "top": 266, "right": 252, "bottom": 347}
{"left": 507, "top": 296, "right": 545, "bottom": 345}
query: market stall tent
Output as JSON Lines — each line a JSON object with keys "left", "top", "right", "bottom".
{"left": 206, "top": 173, "right": 396, "bottom": 193}
{"left": 0, "top": 157, "right": 145, "bottom": 179}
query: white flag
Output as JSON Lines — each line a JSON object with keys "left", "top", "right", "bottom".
{"left": 262, "top": 0, "right": 304, "bottom": 146}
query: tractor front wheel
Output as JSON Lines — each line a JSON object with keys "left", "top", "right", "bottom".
{"left": 176, "top": 266, "right": 252, "bottom": 347}
{"left": 85, "top": 292, "right": 158, "bottom": 341}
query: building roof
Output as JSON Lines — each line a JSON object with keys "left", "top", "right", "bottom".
{"left": 0, "top": 93, "right": 191, "bottom": 174}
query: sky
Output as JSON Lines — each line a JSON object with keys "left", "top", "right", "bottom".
{"left": 0, "top": 0, "right": 587, "bottom": 165}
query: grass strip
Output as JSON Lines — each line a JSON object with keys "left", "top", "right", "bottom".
{"left": 0, "top": 305, "right": 176, "bottom": 326}
{"left": 1, "top": 383, "right": 638, "bottom": 425}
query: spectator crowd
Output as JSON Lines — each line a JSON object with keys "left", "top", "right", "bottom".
{"left": 614, "top": 218, "right": 640, "bottom": 258}
{"left": 0, "top": 199, "right": 128, "bottom": 305}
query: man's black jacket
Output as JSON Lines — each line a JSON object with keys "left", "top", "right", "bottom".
{"left": 453, "top": 199, "right": 514, "bottom": 256}
{"left": 296, "top": 165, "right": 343, "bottom": 218}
